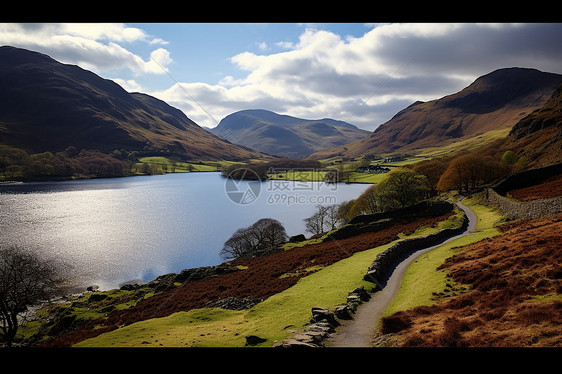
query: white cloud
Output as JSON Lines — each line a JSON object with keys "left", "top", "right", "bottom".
{"left": 58, "top": 23, "right": 148, "bottom": 43}
{"left": 149, "top": 37, "right": 169, "bottom": 45}
{"left": 0, "top": 23, "right": 172, "bottom": 77}
{"left": 113, "top": 78, "right": 143, "bottom": 92}
{"left": 275, "top": 41, "right": 295, "bottom": 49}
{"left": 146, "top": 48, "right": 172, "bottom": 73}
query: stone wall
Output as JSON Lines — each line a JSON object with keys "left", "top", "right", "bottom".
{"left": 485, "top": 188, "right": 562, "bottom": 219}
{"left": 363, "top": 213, "right": 469, "bottom": 288}
{"left": 486, "top": 162, "right": 562, "bottom": 219}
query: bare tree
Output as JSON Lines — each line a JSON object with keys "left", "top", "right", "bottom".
{"left": 304, "top": 209, "right": 325, "bottom": 236}
{"left": 221, "top": 228, "right": 253, "bottom": 260}
{"left": 304, "top": 204, "right": 341, "bottom": 236}
{"left": 221, "top": 218, "right": 288, "bottom": 260}
{"left": 0, "top": 246, "right": 68, "bottom": 347}
{"left": 324, "top": 205, "right": 340, "bottom": 232}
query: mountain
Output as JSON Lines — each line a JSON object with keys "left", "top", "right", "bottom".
{"left": 0, "top": 46, "right": 263, "bottom": 161}
{"left": 210, "top": 109, "right": 371, "bottom": 158}
{"left": 309, "top": 68, "right": 562, "bottom": 159}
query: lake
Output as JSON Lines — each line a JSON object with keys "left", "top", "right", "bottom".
{"left": 0, "top": 172, "right": 370, "bottom": 290}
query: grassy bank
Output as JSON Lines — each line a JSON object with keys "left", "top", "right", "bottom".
{"left": 135, "top": 155, "right": 410, "bottom": 185}
{"left": 73, "top": 243, "right": 392, "bottom": 347}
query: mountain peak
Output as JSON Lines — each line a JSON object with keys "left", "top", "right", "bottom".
{"left": 211, "top": 109, "right": 370, "bottom": 158}
{"left": 0, "top": 45, "right": 57, "bottom": 67}
{"left": 438, "top": 67, "right": 562, "bottom": 114}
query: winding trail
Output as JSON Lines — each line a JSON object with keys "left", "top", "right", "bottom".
{"left": 324, "top": 198, "right": 477, "bottom": 347}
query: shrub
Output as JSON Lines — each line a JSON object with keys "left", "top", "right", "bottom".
{"left": 436, "top": 317, "right": 465, "bottom": 347}
{"left": 380, "top": 313, "right": 412, "bottom": 334}
{"left": 220, "top": 218, "right": 288, "bottom": 260}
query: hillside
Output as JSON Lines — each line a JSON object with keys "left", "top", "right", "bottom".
{"left": 0, "top": 46, "right": 263, "bottom": 161}
{"left": 309, "top": 68, "right": 562, "bottom": 160}
{"left": 380, "top": 212, "right": 562, "bottom": 347}
{"left": 503, "top": 82, "right": 562, "bottom": 167}
{"left": 210, "top": 109, "right": 370, "bottom": 158}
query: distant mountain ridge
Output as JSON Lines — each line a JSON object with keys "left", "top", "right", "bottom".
{"left": 309, "top": 67, "right": 562, "bottom": 159}
{"left": 0, "top": 46, "right": 263, "bottom": 161}
{"left": 210, "top": 109, "right": 370, "bottom": 158}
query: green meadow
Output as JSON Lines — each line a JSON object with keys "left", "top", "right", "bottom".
{"left": 134, "top": 156, "right": 238, "bottom": 174}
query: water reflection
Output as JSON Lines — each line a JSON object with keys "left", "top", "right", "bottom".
{"left": 0, "top": 173, "right": 370, "bottom": 290}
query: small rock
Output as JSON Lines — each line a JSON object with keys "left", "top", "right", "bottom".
{"left": 348, "top": 285, "right": 371, "bottom": 302}
{"left": 245, "top": 335, "right": 267, "bottom": 346}
{"left": 310, "top": 307, "right": 340, "bottom": 327}
{"left": 289, "top": 234, "right": 306, "bottom": 243}
{"left": 274, "top": 339, "right": 319, "bottom": 348}
{"left": 334, "top": 304, "right": 354, "bottom": 320}
{"left": 88, "top": 293, "right": 107, "bottom": 302}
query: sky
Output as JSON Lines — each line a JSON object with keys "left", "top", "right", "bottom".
{"left": 2, "top": 22, "right": 562, "bottom": 131}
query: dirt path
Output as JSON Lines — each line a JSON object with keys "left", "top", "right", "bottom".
{"left": 324, "top": 198, "right": 476, "bottom": 347}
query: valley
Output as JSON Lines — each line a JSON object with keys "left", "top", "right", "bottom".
{"left": 1, "top": 44, "right": 561, "bottom": 350}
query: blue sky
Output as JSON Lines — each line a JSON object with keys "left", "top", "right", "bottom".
{"left": 2, "top": 23, "right": 562, "bottom": 131}
{"left": 123, "top": 23, "right": 372, "bottom": 89}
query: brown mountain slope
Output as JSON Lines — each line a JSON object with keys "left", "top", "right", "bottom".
{"left": 309, "top": 68, "right": 562, "bottom": 160}
{"left": 0, "top": 46, "right": 263, "bottom": 161}
{"left": 503, "top": 82, "right": 562, "bottom": 168}
{"left": 210, "top": 109, "right": 371, "bottom": 158}
{"left": 379, "top": 212, "right": 562, "bottom": 347}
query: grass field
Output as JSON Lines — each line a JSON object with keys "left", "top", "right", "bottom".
{"left": 134, "top": 154, "right": 417, "bottom": 185}
{"left": 135, "top": 156, "right": 238, "bottom": 174}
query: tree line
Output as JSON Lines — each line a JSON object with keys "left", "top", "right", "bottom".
{"left": 0, "top": 145, "right": 139, "bottom": 180}
{"left": 416, "top": 148, "right": 522, "bottom": 195}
